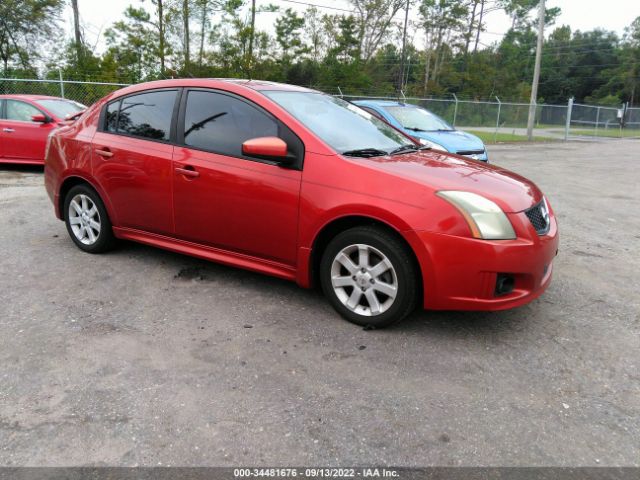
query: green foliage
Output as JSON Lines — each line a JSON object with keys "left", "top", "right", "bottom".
{"left": 0, "top": 0, "right": 64, "bottom": 74}
{"left": 2, "top": 1, "right": 639, "bottom": 107}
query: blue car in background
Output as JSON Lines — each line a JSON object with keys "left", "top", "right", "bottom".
{"left": 352, "top": 100, "right": 488, "bottom": 162}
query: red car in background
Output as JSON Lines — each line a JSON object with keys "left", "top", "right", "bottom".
{"left": 0, "top": 95, "right": 85, "bottom": 165}
{"left": 44, "top": 79, "right": 559, "bottom": 328}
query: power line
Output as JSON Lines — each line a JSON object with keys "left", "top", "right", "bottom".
{"left": 272, "top": 0, "right": 354, "bottom": 13}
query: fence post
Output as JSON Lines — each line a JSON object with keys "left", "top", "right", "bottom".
{"left": 595, "top": 106, "right": 601, "bottom": 137}
{"left": 58, "top": 69, "right": 65, "bottom": 98}
{"left": 452, "top": 93, "right": 458, "bottom": 127}
{"left": 564, "top": 97, "right": 573, "bottom": 141}
{"left": 494, "top": 96, "right": 501, "bottom": 143}
{"left": 337, "top": 86, "right": 343, "bottom": 99}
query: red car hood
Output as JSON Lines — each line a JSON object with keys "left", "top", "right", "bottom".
{"left": 363, "top": 150, "right": 542, "bottom": 213}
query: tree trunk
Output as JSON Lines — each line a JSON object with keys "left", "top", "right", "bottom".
{"left": 71, "top": 0, "right": 82, "bottom": 63}
{"left": 158, "top": 0, "right": 165, "bottom": 75}
{"left": 247, "top": 0, "right": 256, "bottom": 75}
{"left": 423, "top": 33, "right": 432, "bottom": 94}
{"left": 198, "top": 0, "right": 208, "bottom": 67}
{"left": 183, "top": 0, "right": 190, "bottom": 72}
{"left": 464, "top": 0, "right": 478, "bottom": 56}
{"left": 473, "top": 0, "right": 485, "bottom": 53}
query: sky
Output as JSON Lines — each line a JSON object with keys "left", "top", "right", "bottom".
{"left": 64, "top": 0, "right": 640, "bottom": 55}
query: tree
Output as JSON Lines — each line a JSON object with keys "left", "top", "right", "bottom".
{"left": 0, "top": 0, "right": 64, "bottom": 74}
{"left": 419, "top": 0, "right": 467, "bottom": 94}
{"left": 349, "top": 0, "right": 405, "bottom": 62}
{"left": 275, "top": 8, "right": 307, "bottom": 62}
{"left": 104, "top": 6, "right": 166, "bottom": 81}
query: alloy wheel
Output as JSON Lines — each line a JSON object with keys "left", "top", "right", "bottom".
{"left": 330, "top": 243, "right": 398, "bottom": 317}
{"left": 68, "top": 194, "right": 101, "bottom": 245}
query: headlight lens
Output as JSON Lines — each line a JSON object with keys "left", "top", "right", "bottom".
{"left": 437, "top": 191, "right": 516, "bottom": 240}
{"left": 418, "top": 138, "right": 447, "bottom": 151}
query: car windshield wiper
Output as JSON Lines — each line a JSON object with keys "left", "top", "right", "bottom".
{"left": 404, "top": 126, "right": 427, "bottom": 132}
{"left": 342, "top": 148, "right": 388, "bottom": 158}
{"left": 389, "top": 144, "right": 430, "bottom": 156}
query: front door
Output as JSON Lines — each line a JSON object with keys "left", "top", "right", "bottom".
{"left": 1, "top": 99, "right": 56, "bottom": 163}
{"left": 92, "top": 89, "right": 179, "bottom": 236}
{"left": 172, "top": 89, "right": 302, "bottom": 266}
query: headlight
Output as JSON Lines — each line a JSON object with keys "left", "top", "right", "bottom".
{"left": 418, "top": 138, "right": 447, "bottom": 151}
{"left": 437, "top": 191, "right": 516, "bottom": 240}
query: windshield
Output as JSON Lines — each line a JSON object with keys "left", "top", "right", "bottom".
{"left": 384, "top": 106, "right": 453, "bottom": 131}
{"left": 263, "top": 91, "right": 411, "bottom": 155}
{"left": 34, "top": 99, "right": 85, "bottom": 119}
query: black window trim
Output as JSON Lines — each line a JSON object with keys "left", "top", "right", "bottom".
{"left": 98, "top": 87, "right": 182, "bottom": 145}
{"left": 176, "top": 87, "right": 305, "bottom": 171}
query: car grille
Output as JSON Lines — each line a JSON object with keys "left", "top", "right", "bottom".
{"left": 456, "top": 149, "right": 485, "bottom": 156}
{"left": 525, "top": 200, "right": 550, "bottom": 235}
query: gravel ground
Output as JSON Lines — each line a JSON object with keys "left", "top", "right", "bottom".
{"left": 0, "top": 139, "right": 639, "bottom": 467}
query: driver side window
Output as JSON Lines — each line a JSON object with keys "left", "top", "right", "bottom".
{"left": 6, "top": 100, "right": 42, "bottom": 122}
{"left": 182, "top": 90, "right": 278, "bottom": 158}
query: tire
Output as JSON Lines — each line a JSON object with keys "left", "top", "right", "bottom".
{"left": 320, "top": 225, "right": 419, "bottom": 328}
{"left": 63, "top": 184, "right": 117, "bottom": 254}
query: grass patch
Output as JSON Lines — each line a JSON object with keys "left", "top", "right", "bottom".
{"left": 570, "top": 129, "right": 640, "bottom": 138}
{"left": 466, "top": 130, "right": 557, "bottom": 143}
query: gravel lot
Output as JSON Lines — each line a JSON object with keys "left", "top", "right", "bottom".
{"left": 0, "top": 139, "right": 639, "bottom": 467}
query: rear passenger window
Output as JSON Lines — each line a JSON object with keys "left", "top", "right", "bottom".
{"left": 113, "top": 90, "right": 177, "bottom": 141}
{"left": 182, "top": 90, "right": 278, "bottom": 157}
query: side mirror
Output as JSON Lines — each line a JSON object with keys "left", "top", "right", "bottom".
{"left": 242, "top": 136, "right": 288, "bottom": 160}
{"left": 31, "top": 114, "right": 48, "bottom": 123}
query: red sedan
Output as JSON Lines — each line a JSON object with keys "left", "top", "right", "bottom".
{"left": 0, "top": 94, "right": 85, "bottom": 165}
{"left": 44, "top": 79, "right": 559, "bottom": 328}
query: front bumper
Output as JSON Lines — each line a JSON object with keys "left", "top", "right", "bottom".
{"left": 407, "top": 210, "right": 559, "bottom": 311}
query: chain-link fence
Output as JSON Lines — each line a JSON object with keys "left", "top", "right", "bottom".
{"left": 1, "top": 77, "right": 639, "bottom": 141}
{"left": 340, "top": 93, "right": 640, "bottom": 141}
{"left": 0, "top": 78, "right": 128, "bottom": 108}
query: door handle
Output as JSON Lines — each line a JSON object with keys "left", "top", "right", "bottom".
{"left": 2, "top": 128, "right": 15, "bottom": 133}
{"left": 175, "top": 166, "right": 200, "bottom": 178}
{"left": 95, "top": 147, "right": 113, "bottom": 158}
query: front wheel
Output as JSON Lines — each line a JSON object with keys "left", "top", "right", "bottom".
{"left": 64, "top": 184, "right": 117, "bottom": 253}
{"left": 320, "top": 226, "right": 419, "bottom": 328}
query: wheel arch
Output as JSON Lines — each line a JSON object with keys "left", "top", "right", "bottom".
{"left": 58, "top": 175, "right": 116, "bottom": 224}
{"left": 308, "top": 215, "right": 423, "bottom": 298}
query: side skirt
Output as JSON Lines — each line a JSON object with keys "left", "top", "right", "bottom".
{"left": 113, "top": 227, "right": 298, "bottom": 282}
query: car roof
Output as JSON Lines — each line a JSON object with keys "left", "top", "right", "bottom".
{"left": 0, "top": 94, "right": 69, "bottom": 101}
{"left": 109, "top": 78, "right": 318, "bottom": 99}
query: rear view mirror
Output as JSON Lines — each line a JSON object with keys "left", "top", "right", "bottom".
{"left": 242, "top": 136, "right": 288, "bottom": 159}
{"left": 31, "top": 114, "right": 48, "bottom": 123}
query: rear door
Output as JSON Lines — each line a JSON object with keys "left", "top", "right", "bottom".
{"left": 92, "top": 89, "right": 179, "bottom": 236}
{"left": 1, "top": 99, "right": 56, "bottom": 162}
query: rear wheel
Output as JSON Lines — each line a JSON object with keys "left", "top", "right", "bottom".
{"left": 320, "top": 226, "right": 419, "bottom": 328}
{"left": 64, "top": 184, "right": 116, "bottom": 253}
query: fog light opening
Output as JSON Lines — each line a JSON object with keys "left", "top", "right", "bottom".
{"left": 495, "top": 274, "right": 515, "bottom": 296}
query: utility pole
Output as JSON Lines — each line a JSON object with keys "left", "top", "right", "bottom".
{"left": 398, "top": 0, "right": 410, "bottom": 93}
{"left": 526, "top": 0, "right": 545, "bottom": 140}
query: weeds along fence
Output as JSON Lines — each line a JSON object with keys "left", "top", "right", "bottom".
{"left": 1, "top": 77, "right": 639, "bottom": 140}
